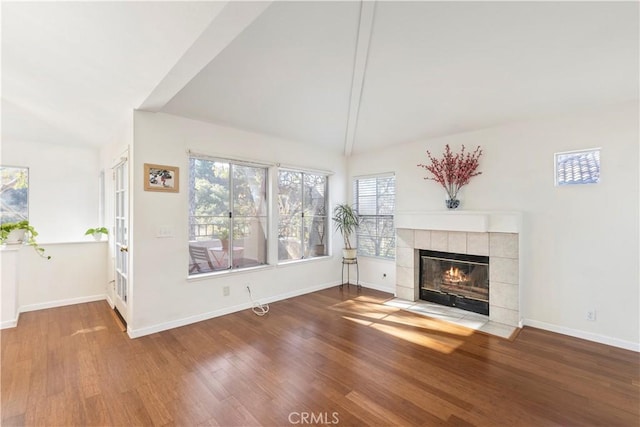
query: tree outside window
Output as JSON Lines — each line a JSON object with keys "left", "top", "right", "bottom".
{"left": 0, "top": 166, "right": 28, "bottom": 224}
{"left": 278, "top": 170, "right": 327, "bottom": 261}
{"left": 189, "top": 157, "right": 267, "bottom": 273}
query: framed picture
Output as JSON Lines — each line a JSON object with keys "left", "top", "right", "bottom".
{"left": 0, "top": 166, "right": 29, "bottom": 223}
{"left": 144, "top": 163, "right": 179, "bottom": 192}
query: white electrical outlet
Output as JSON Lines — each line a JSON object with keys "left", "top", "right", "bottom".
{"left": 223, "top": 286, "right": 230, "bottom": 297}
{"left": 586, "top": 309, "right": 596, "bottom": 321}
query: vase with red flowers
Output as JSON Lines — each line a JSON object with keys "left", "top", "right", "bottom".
{"left": 418, "top": 144, "right": 483, "bottom": 210}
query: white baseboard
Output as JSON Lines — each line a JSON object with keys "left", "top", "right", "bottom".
{"left": 128, "top": 281, "right": 341, "bottom": 339}
{"left": 19, "top": 294, "right": 107, "bottom": 314}
{"left": 358, "top": 281, "right": 395, "bottom": 294}
{"left": 105, "top": 294, "right": 114, "bottom": 309}
{"left": 523, "top": 319, "right": 640, "bottom": 352}
{"left": 0, "top": 316, "right": 19, "bottom": 329}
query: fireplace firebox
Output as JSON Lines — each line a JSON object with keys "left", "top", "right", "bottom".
{"left": 419, "top": 250, "right": 489, "bottom": 315}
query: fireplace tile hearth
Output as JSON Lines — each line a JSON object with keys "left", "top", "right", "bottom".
{"left": 395, "top": 226, "right": 521, "bottom": 327}
{"left": 385, "top": 298, "right": 517, "bottom": 339}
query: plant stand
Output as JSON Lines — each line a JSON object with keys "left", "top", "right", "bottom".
{"left": 341, "top": 257, "right": 360, "bottom": 289}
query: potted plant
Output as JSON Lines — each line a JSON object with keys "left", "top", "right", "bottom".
{"left": 0, "top": 220, "right": 51, "bottom": 259}
{"left": 85, "top": 227, "right": 109, "bottom": 241}
{"left": 218, "top": 228, "right": 230, "bottom": 250}
{"left": 332, "top": 203, "right": 360, "bottom": 259}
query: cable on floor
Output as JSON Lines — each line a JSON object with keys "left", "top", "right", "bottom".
{"left": 247, "top": 286, "right": 269, "bottom": 316}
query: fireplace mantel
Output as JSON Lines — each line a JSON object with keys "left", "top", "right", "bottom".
{"left": 395, "top": 211, "right": 522, "bottom": 233}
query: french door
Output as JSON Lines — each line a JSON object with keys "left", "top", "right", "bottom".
{"left": 113, "top": 157, "right": 129, "bottom": 322}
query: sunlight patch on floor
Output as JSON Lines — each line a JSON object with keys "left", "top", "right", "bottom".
{"left": 341, "top": 316, "right": 374, "bottom": 327}
{"left": 369, "top": 322, "right": 462, "bottom": 354}
{"left": 71, "top": 325, "right": 107, "bottom": 336}
{"left": 382, "top": 312, "right": 475, "bottom": 337}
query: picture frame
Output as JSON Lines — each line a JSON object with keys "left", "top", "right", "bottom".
{"left": 144, "top": 163, "right": 179, "bottom": 192}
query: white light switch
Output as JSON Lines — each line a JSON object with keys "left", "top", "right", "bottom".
{"left": 157, "top": 226, "right": 174, "bottom": 238}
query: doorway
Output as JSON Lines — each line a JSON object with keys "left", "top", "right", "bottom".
{"left": 113, "top": 157, "right": 129, "bottom": 324}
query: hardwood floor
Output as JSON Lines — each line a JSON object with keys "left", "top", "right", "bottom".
{"left": 2, "top": 287, "right": 638, "bottom": 426}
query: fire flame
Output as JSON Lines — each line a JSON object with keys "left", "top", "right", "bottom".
{"left": 445, "top": 266, "right": 465, "bottom": 282}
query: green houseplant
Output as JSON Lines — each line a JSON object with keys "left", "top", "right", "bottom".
{"left": 85, "top": 227, "right": 109, "bottom": 241}
{"left": 332, "top": 203, "right": 360, "bottom": 259}
{"left": 0, "top": 220, "right": 51, "bottom": 259}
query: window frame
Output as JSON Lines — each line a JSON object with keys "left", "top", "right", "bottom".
{"left": 188, "top": 155, "right": 270, "bottom": 276}
{"left": 353, "top": 173, "right": 396, "bottom": 260}
{"left": 277, "top": 168, "right": 329, "bottom": 263}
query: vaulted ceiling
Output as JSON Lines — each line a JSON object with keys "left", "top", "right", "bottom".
{"left": 2, "top": 1, "right": 638, "bottom": 156}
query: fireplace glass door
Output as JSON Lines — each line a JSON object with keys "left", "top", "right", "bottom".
{"left": 419, "top": 250, "right": 489, "bottom": 315}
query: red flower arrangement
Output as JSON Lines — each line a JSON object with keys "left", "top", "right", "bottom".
{"left": 417, "top": 144, "right": 483, "bottom": 201}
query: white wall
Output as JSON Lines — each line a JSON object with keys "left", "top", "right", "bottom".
{"left": 18, "top": 242, "right": 108, "bottom": 312}
{"left": 1, "top": 140, "right": 101, "bottom": 242}
{"left": 129, "top": 111, "right": 346, "bottom": 336}
{"left": 349, "top": 103, "right": 639, "bottom": 349}
{"left": 1, "top": 140, "right": 110, "bottom": 325}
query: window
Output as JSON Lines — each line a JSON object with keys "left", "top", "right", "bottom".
{"left": 0, "top": 166, "right": 29, "bottom": 224}
{"left": 354, "top": 174, "right": 395, "bottom": 259}
{"left": 188, "top": 156, "right": 268, "bottom": 274}
{"left": 278, "top": 170, "right": 328, "bottom": 261}
{"left": 555, "top": 148, "right": 601, "bottom": 186}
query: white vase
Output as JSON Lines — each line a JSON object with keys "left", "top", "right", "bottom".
{"left": 5, "top": 229, "right": 26, "bottom": 244}
{"left": 342, "top": 248, "right": 357, "bottom": 259}
{"left": 93, "top": 233, "right": 103, "bottom": 241}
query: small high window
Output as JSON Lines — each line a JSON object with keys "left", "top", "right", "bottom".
{"left": 555, "top": 148, "right": 601, "bottom": 186}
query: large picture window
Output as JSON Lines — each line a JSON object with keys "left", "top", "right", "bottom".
{"left": 188, "top": 157, "right": 268, "bottom": 274}
{"left": 278, "top": 170, "right": 328, "bottom": 261}
{"left": 354, "top": 174, "right": 395, "bottom": 259}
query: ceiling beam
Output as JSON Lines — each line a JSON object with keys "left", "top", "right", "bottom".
{"left": 139, "top": 1, "right": 272, "bottom": 112}
{"left": 343, "top": 0, "right": 376, "bottom": 157}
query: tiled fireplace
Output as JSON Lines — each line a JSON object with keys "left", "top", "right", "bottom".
{"left": 395, "top": 212, "right": 521, "bottom": 327}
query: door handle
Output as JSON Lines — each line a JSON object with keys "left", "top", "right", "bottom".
{"left": 120, "top": 246, "right": 128, "bottom": 252}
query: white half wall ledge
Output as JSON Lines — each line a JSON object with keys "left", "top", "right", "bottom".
{"left": 395, "top": 211, "right": 522, "bottom": 233}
